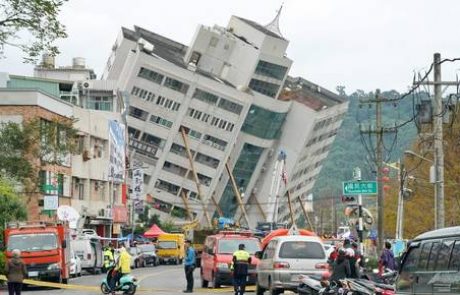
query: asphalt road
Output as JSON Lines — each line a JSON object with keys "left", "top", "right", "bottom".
{"left": 20, "top": 265, "right": 240, "bottom": 295}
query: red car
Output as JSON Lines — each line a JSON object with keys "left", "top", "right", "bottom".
{"left": 200, "top": 231, "right": 261, "bottom": 288}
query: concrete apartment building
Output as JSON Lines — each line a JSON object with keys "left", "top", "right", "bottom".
{"left": 102, "top": 10, "right": 348, "bottom": 228}
{"left": 0, "top": 61, "right": 128, "bottom": 237}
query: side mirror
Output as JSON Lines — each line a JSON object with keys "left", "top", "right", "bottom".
{"left": 62, "top": 240, "right": 67, "bottom": 249}
{"left": 207, "top": 248, "right": 214, "bottom": 255}
{"left": 255, "top": 251, "right": 263, "bottom": 259}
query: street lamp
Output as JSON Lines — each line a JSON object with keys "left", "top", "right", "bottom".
{"left": 404, "top": 150, "right": 433, "bottom": 163}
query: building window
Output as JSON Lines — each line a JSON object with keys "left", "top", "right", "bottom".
{"left": 180, "top": 126, "right": 202, "bottom": 140}
{"left": 249, "top": 79, "right": 280, "bottom": 98}
{"left": 131, "top": 86, "right": 155, "bottom": 102}
{"left": 141, "top": 132, "right": 164, "bottom": 147}
{"left": 216, "top": 143, "right": 264, "bottom": 217}
{"left": 150, "top": 115, "right": 173, "bottom": 128}
{"left": 163, "top": 161, "right": 187, "bottom": 177}
{"left": 218, "top": 98, "right": 243, "bottom": 115}
{"left": 209, "top": 36, "right": 219, "bottom": 47}
{"left": 128, "top": 127, "right": 141, "bottom": 139}
{"left": 164, "top": 77, "right": 189, "bottom": 94}
{"left": 128, "top": 106, "right": 149, "bottom": 121}
{"left": 155, "top": 179, "right": 180, "bottom": 195}
{"left": 138, "top": 67, "right": 164, "bottom": 84}
{"left": 241, "top": 104, "right": 286, "bottom": 139}
{"left": 193, "top": 88, "right": 218, "bottom": 105}
{"left": 156, "top": 95, "right": 180, "bottom": 111}
{"left": 202, "top": 134, "right": 227, "bottom": 151}
{"left": 87, "top": 96, "right": 113, "bottom": 111}
{"left": 255, "top": 60, "right": 288, "bottom": 80}
{"left": 195, "top": 153, "right": 219, "bottom": 168}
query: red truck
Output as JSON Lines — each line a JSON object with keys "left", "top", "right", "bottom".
{"left": 4, "top": 221, "right": 71, "bottom": 283}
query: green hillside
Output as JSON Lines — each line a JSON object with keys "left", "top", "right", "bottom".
{"left": 313, "top": 89, "right": 419, "bottom": 200}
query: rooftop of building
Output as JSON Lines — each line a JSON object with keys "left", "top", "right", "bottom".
{"left": 279, "top": 76, "right": 348, "bottom": 111}
{"left": 234, "top": 16, "right": 285, "bottom": 40}
{"left": 122, "top": 26, "right": 237, "bottom": 88}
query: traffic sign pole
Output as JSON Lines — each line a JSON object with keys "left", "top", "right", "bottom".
{"left": 353, "top": 167, "right": 364, "bottom": 256}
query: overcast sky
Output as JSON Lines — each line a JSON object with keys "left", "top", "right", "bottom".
{"left": 2, "top": 0, "right": 460, "bottom": 93}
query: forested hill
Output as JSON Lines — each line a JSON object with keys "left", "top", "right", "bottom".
{"left": 313, "top": 89, "right": 419, "bottom": 199}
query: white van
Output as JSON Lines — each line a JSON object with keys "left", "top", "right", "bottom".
{"left": 70, "top": 235, "right": 103, "bottom": 274}
{"left": 256, "top": 235, "right": 327, "bottom": 295}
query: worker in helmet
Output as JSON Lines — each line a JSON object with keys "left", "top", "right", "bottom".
{"left": 103, "top": 243, "right": 114, "bottom": 273}
{"left": 232, "top": 244, "right": 251, "bottom": 295}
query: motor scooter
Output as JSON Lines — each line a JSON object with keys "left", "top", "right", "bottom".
{"left": 101, "top": 266, "right": 137, "bottom": 295}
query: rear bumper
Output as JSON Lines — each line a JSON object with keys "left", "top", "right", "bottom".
{"left": 272, "top": 271, "right": 325, "bottom": 291}
{"left": 27, "top": 269, "right": 61, "bottom": 282}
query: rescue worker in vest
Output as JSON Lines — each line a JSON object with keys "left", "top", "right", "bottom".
{"left": 232, "top": 244, "right": 251, "bottom": 295}
{"left": 110, "top": 246, "right": 131, "bottom": 295}
{"left": 103, "top": 244, "right": 114, "bottom": 273}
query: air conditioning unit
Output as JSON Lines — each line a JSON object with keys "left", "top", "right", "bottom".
{"left": 260, "top": 165, "right": 266, "bottom": 173}
{"left": 83, "top": 150, "right": 91, "bottom": 161}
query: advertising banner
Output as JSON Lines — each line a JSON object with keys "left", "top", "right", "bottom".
{"left": 108, "top": 120, "right": 126, "bottom": 183}
{"left": 131, "top": 167, "right": 144, "bottom": 214}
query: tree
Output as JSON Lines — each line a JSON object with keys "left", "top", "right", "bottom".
{"left": 0, "top": 0, "right": 68, "bottom": 62}
{"left": 0, "top": 118, "right": 78, "bottom": 190}
{"left": 0, "top": 176, "right": 27, "bottom": 237}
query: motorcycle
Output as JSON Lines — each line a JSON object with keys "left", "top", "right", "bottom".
{"left": 101, "top": 269, "right": 138, "bottom": 295}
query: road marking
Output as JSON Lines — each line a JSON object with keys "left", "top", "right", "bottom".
{"left": 0, "top": 273, "right": 256, "bottom": 293}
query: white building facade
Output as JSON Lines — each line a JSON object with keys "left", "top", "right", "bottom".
{"left": 103, "top": 12, "right": 348, "bottom": 227}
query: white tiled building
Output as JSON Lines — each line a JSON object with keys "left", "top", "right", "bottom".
{"left": 103, "top": 11, "right": 348, "bottom": 227}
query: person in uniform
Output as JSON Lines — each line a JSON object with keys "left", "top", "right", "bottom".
{"left": 103, "top": 244, "right": 114, "bottom": 273}
{"left": 232, "top": 244, "right": 251, "bottom": 295}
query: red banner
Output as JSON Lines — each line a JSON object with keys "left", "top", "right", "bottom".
{"left": 121, "top": 183, "right": 127, "bottom": 205}
{"left": 113, "top": 205, "right": 128, "bottom": 223}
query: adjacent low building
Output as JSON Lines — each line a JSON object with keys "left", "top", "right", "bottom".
{"left": 0, "top": 66, "right": 128, "bottom": 237}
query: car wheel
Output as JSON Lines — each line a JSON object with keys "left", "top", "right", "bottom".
{"left": 256, "top": 283, "right": 266, "bottom": 295}
{"left": 211, "top": 272, "right": 220, "bottom": 288}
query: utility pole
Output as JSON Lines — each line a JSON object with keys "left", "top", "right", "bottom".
{"left": 395, "top": 160, "right": 406, "bottom": 239}
{"left": 360, "top": 89, "right": 397, "bottom": 253}
{"left": 433, "top": 53, "right": 445, "bottom": 229}
{"left": 415, "top": 53, "right": 460, "bottom": 229}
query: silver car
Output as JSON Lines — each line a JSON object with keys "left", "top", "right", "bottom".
{"left": 256, "top": 235, "right": 327, "bottom": 295}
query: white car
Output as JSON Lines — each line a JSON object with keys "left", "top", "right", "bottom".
{"left": 70, "top": 250, "right": 82, "bottom": 277}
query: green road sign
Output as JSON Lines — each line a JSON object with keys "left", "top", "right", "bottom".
{"left": 342, "top": 181, "right": 378, "bottom": 195}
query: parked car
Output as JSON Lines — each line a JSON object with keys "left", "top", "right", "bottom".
{"left": 200, "top": 231, "right": 261, "bottom": 288}
{"left": 256, "top": 235, "right": 328, "bottom": 295}
{"left": 127, "top": 246, "right": 145, "bottom": 268}
{"left": 69, "top": 250, "right": 82, "bottom": 278}
{"left": 396, "top": 226, "right": 460, "bottom": 295}
{"left": 138, "top": 244, "right": 159, "bottom": 266}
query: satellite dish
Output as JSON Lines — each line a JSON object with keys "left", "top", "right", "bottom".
{"left": 57, "top": 206, "right": 80, "bottom": 229}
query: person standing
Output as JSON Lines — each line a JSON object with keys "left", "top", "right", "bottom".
{"left": 103, "top": 244, "right": 114, "bottom": 273}
{"left": 5, "top": 249, "right": 27, "bottom": 295}
{"left": 232, "top": 244, "right": 251, "bottom": 295}
{"left": 183, "top": 239, "right": 196, "bottom": 293}
{"left": 379, "top": 241, "right": 397, "bottom": 275}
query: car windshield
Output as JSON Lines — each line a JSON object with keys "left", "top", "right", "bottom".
{"left": 140, "top": 244, "right": 155, "bottom": 252}
{"left": 158, "top": 241, "right": 177, "bottom": 249}
{"left": 218, "top": 239, "right": 260, "bottom": 254}
{"left": 279, "top": 241, "right": 325, "bottom": 259}
{"left": 7, "top": 233, "right": 58, "bottom": 251}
